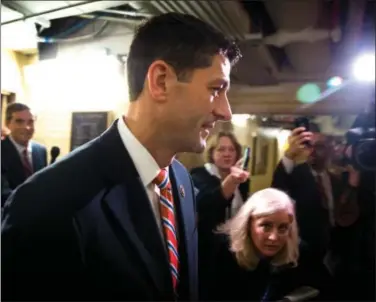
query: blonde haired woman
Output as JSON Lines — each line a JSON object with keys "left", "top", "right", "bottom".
{"left": 191, "top": 131, "right": 250, "bottom": 299}
{"left": 206, "top": 188, "right": 333, "bottom": 301}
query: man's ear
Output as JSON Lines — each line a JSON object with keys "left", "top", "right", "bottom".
{"left": 146, "top": 60, "right": 176, "bottom": 102}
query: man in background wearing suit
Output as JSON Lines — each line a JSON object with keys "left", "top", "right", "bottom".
{"left": 1, "top": 102, "right": 47, "bottom": 204}
{"left": 2, "top": 13, "right": 241, "bottom": 301}
{"left": 272, "top": 125, "right": 339, "bottom": 261}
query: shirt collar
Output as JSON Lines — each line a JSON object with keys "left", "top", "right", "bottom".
{"left": 311, "top": 168, "right": 327, "bottom": 178}
{"left": 204, "top": 162, "right": 221, "bottom": 179}
{"left": 117, "top": 117, "right": 163, "bottom": 187}
{"left": 9, "top": 135, "right": 32, "bottom": 154}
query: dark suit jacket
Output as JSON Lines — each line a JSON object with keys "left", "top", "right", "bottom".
{"left": 207, "top": 235, "right": 333, "bottom": 301}
{"left": 1, "top": 136, "right": 47, "bottom": 203}
{"left": 271, "top": 161, "right": 341, "bottom": 258}
{"left": 1, "top": 121, "right": 198, "bottom": 301}
{"left": 191, "top": 166, "right": 250, "bottom": 229}
{"left": 190, "top": 166, "right": 250, "bottom": 300}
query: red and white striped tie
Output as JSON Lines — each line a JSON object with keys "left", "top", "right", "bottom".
{"left": 153, "top": 168, "right": 179, "bottom": 290}
{"left": 22, "top": 149, "right": 33, "bottom": 177}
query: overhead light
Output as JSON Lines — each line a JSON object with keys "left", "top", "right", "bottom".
{"left": 352, "top": 53, "right": 375, "bottom": 82}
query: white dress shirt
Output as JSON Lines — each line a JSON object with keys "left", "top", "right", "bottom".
{"left": 9, "top": 135, "right": 33, "bottom": 167}
{"left": 117, "top": 117, "right": 165, "bottom": 236}
{"left": 281, "top": 156, "right": 335, "bottom": 225}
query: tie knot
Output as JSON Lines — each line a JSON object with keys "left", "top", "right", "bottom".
{"left": 154, "top": 168, "right": 170, "bottom": 189}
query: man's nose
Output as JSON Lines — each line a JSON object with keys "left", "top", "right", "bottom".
{"left": 213, "top": 95, "right": 232, "bottom": 122}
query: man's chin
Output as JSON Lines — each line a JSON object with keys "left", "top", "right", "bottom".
{"left": 187, "top": 137, "right": 206, "bottom": 154}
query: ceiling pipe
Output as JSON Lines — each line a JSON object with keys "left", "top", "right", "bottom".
{"left": 1, "top": 1, "right": 102, "bottom": 26}
{"left": 241, "top": 25, "right": 341, "bottom": 47}
{"left": 209, "top": 1, "right": 245, "bottom": 40}
{"left": 99, "top": 9, "right": 153, "bottom": 18}
{"left": 149, "top": 1, "right": 246, "bottom": 40}
{"left": 192, "top": 1, "right": 237, "bottom": 39}
{"left": 37, "top": 21, "right": 109, "bottom": 43}
{"left": 153, "top": 1, "right": 231, "bottom": 39}
{"left": 261, "top": 27, "right": 341, "bottom": 48}
{"left": 79, "top": 14, "right": 143, "bottom": 26}
{"left": 217, "top": 2, "right": 247, "bottom": 41}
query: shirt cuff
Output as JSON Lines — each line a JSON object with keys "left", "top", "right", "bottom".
{"left": 282, "top": 156, "right": 295, "bottom": 174}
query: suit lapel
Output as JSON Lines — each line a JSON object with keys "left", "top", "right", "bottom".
{"left": 169, "top": 161, "right": 196, "bottom": 297}
{"left": 31, "top": 144, "right": 41, "bottom": 171}
{"left": 95, "top": 121, "right": 173, "bottom": 296}
{"left": 103, "top": 181, "right": 171, "bottom": 294}
{"left": 2, "top": 137, "right": 26, "bottom": 180}
{"left": 170, "top": 162, "right": 195, "bottom": 249}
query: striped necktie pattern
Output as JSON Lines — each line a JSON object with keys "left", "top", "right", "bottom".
{"left": 153, "top": 168, "right": 179, "bottom": 290}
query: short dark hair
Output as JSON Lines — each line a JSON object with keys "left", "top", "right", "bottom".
{"left": 6, "top": 103, "right": 30, "bottom": 122}
{"left": 127, "top": 12, "right": 242, "bottom": 101}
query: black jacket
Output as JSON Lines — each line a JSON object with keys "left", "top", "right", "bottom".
{"left": 191, "top": 166, "right": 250, "bottom": 229}
{"left": 1, "top": 136, "right": 47, "bottom": 204}
{"left": 207, "top": 235, "right": 333, "bottom": 301}
{"left": 2, "top": 121, "right": 198, "bottom": 301}
{"left": 191, "top": 166, "right": 250, "bottom": 300}
{"left": 271, "top": 161, "right": 341, "bottom": 258}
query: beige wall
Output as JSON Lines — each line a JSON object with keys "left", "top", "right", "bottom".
{"left": 1, "top": 48, "right": 37, "bottom": 131}
{"left": 1, "top": 49, "right": 36, "bottom": 100}
{"left": 22, "top": 54, "right": 129, "bottom": 159}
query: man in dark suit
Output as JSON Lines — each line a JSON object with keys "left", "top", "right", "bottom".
{"left": 271, "top": 125, "right": 342, "bottom": 261}
{"left": 2, "top": 13, "right": 241, "bottom": 301}
{"left": 1, "top": 102, "right": 47, "bottom": 204}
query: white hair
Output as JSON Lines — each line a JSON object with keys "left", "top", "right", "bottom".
{"left": 217, "top": 188, "right": 299, "bottom": 270}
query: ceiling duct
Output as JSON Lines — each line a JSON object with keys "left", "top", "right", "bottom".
{"left": 264, "top": 0, "right": 332, "bottom": 74}
{"left": 140, "top": 0, "right": 251, "bottom": 41}
{"left": 1, "top": 1, "right": 131, "bottom": 26}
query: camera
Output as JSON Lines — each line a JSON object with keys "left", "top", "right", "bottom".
{"left": 344, "top": 96, "right": 375, "bottom": 172}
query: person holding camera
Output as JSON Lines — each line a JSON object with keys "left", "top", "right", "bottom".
{"left": 271, "top": 124, "right": 342, "bottom": 264}
{"left": 191, "top": 131, "right": 250, "bottom": 299}
{"left": 329, "top": 144, "right": 374, "bottom": 301}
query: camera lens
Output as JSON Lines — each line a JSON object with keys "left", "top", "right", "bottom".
{"left": 354, "top": 139, "right": 376, "bottom": 171}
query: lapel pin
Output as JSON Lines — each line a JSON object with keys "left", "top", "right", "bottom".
{"left": 179, "top": 185, "right": 185, "bottom": 198}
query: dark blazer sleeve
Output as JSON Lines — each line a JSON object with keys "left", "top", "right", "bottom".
{"left": 34, "top": 143, "right": 48, "bottom": 169}
{"left": 294, "top": 241, "right": 334, "bottom": 299}
{"left": 41, "top": 145, "right": 48, "bottom": 167}
{"left": 1, "top": 174, "right": 12, "bottom": 206}
{"left": 272, "top": 159, "right": 315, "bottom": 193}
{"left": 205, "top": 234, "right": 245, "bottom": 301}
{"left": 191, "top": 167, "right": 250, "bottom": 215}
{"left": 1, "top": 143, "right": 104, "bottom": 301}
{"left": 191, "top": 167, "right": 232, "bottom": 217}
{"left": 271, "top": 160, "right": 294, "bottom": 192}
{"left": 271, "top": 160, "right": 331, "bottom": 255}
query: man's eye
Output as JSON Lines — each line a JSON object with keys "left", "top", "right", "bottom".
{"left": 211, "top": 87, "right": 221, "bottom": 96}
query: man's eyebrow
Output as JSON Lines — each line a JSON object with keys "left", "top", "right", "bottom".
{"left": 208, "top": 79, "right": 230, "bottom": 89}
